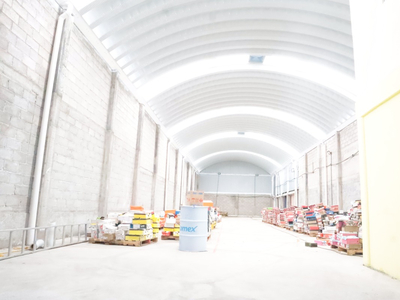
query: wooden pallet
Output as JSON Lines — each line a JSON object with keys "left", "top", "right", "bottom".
{"left": 89, "top": 237, "right": 158, "bottom": 247}
{"left": 161, "top": 235, "right": 179, "bottom": 240}
{"left": 331, "top": 244, "right": 363, "bottom": 256}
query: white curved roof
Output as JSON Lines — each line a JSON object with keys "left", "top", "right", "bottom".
{"left": 71, "top": 0, "right": 356, "bottom": 173}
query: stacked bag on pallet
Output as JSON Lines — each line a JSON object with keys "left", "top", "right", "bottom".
{"left": 125, "top": 212, "right": 153, "bottom": 242}
{"left": 162, "top": 213, "right": 180, "bottom": 238}
{"left": 151, "top": 213, "right": 161, "bottom": 237}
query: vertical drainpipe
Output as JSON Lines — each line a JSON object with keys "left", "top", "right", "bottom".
{"left": 336, "top": 131, "right": 343, "bottom": 209}
{"left": 172, "top": 149, "right": 179, "bottom": 210}
{"left": 179, "top": 157, "right": 185, "bottom": 206}
{"left": 305, "top": 154, "right": 309, "bottom": 206}
{"left": 324, "top": 143, "right": 329, "bottom": 206}
{"left": 150, "top": 125, "right": 160, "bottom": 211}
{"left": 27, "top": 5, "right": 73, "bottom": 246}
{"left": 186, "top": 163, "right": 190, "bottom": 193}
{"left": 163, "top": 140, "right": 170, "bottom": 211}
{"left": 294, "top": 162, "right": 299, "bottom": 207}
{"left": 131, "top": 105, "right": 145, "bottom": 207}
{"left": 317, "top": 144, "right": 322, "bottom": 203}
{"left": 328, "top": 151, "right": 333, "bottom": 206}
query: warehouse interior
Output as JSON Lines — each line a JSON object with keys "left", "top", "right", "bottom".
{"left": 1, "top": 0, "right": 400, "bottom": 299}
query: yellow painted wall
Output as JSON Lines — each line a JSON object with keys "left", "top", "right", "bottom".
{"left": 350, "top": 0, "right": 400, "bottom": 279}
{"left": 362, "top": 93, "right": 400, "bottom": 279}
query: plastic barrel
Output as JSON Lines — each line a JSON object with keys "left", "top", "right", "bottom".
{"left": 179, "top": 206, "right": 208, "bottom": 252}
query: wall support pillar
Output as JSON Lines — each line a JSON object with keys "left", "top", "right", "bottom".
{"left": 98, "top": 71, "right": 118, "bottom": 217}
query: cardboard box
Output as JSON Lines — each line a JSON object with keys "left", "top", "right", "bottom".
{"left": 132, "top": 219, "right": 152, "bottom": 225}
{"left": 118, "top": 214, "right": 134, "bottom": 224}
{"left": 128, "top": 229, "right": 152, "bottom": 236}
{"left": 131, "top": 224, "right": 152, "bottom": 230}
{"left": 186, "top": 191, "right": 204, "bottom": 206}
{"left": 133, "top": 212, "right": 152, "bottom": 220}
{"left": 342, "top": 226, "right": 358, "bottom": 233}
{"left": 102, "top": 233, "right": 115, "bottom": 242}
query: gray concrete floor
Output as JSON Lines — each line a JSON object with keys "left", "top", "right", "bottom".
{"left": 0, "top": 217, "right": 400, "bottom": 300}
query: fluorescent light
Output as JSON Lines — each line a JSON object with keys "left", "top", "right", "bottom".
{"left": 182, "top": 132, "right": 300, "bottom": 158}
{"left": 167, "top": 106, "right": 326, "bottom": 140}
{"left": 194, "top": 150, "right": 282, "bottom": 169}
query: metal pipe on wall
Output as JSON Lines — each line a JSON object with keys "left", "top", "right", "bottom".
{"left": 336, "top": 131, "right": 343, "bottom": 209}
{"left": 150, "top": 125, "right": 160, "bottom": 211}
{"left": 179, "top": 157, "right": 185, "bottom": 206}
{"left": 163, "top": 140, "right": 170, "bottom": 211}
{"left": 27, "top": 5, "right": 73, "bottom": 246}
{"left": 324, "top": 144, "right": 329, "bottom": 206}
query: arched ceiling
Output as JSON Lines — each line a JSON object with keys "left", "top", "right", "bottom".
{"left": 70, "top": 0, "right": 356, "bottom": 173}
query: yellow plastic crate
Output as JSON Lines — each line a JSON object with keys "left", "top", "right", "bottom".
{"left": 152, "top": 228, "right": 160, "bottom": 233}
{"left": 152, "top": 223, "right": 160, "bottom": 228}
{"left": 151, "top": 216, "right": 160, "bottom": 222}
{"left": 132, "top": 219, "right": 152, "bottom": 225}
{"left": 164, "top": 227, "right": 179, "bottom": 232}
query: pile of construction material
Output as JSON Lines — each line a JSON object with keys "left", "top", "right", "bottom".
{"left": 261, "top": 200, "right": 363, "bottom": 256}
{"left": 89, "top": 210, "right": 159, "bottom": 247}
{"left": 162, "top": 213, "right": 180, "bottom": 240}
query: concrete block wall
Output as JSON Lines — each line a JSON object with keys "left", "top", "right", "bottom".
{"left": 37, "top": 25, "right": 112, "bottom": 226}
{"left": 0, "top": 1, "right": 192, "bottom": 247}
{"left": 136, "top": 113, "right": 156, "bottom": 209}
{"left": 204, "top": 193, "right": 274, "bottom": 216}
{"left": 276, "top": 121, "right": 360, "bottom": 211}
{"left": 0, "top": 0, "right": 58, "bottom": 231}
{"left": 107, "top": 79, "right": 139, "bottom": 212}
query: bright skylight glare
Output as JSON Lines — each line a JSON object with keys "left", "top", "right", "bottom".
{"left": 167, "top": 106, "right": 326, "bottom": 140}
{"left": 136, "top": 54, "right": 356, "bottom": 102}
{"left": 69, "top": 0, "right": 95, "bottom": 11}
{"left": 194, "top": 150, "right": 282, "bottom": 169}
{"left": 181, "top": 132, "right": 300, "bottom": 158}
{"left": 135, "top": 54, "right": 249, "bottom": 99}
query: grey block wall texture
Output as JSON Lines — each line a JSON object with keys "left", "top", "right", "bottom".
{"left": 37, "top": 25, "right": 112, "bottom": 226}
{"left": 107, "top": 79, "right": 139, "bottom": 212}
{"left": 136, "top": 113, "right": 156, "bottom": 209}
{"left": 0, "top": 0, "right": 58, "bottom": 230}
{"left": 287, "top": 121, "right": 360, "bottom": 210}
{"left": 0, "top": 1, "right": 188, "bottom": 249}
{"left": 204, "top": 193, "right": 273, "bottom": 216}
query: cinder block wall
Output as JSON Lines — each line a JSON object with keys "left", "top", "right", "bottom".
{"left": 0, "top": 0, "right": 58, "bottom": 230}
{"left": 204, "top": 193, "right": 274, "bottom": 216}
{"left": 0, "top": 0, "right": 191, "bottom": 247}
{"left": 286, "top": 121, "right": 360, "bottom": 210}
